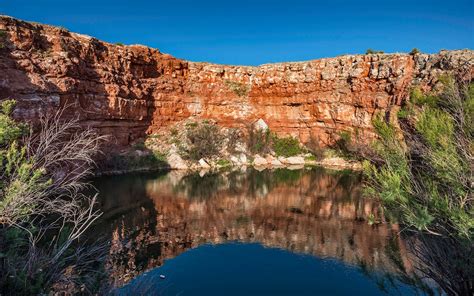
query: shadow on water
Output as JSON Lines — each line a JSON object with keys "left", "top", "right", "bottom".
{"left": 89, "top": 167, "right": 470, "bottom": 295}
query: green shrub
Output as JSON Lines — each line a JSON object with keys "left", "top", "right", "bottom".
{"left": 273, "top": 135, "right": 302, "bottom": 157}
{"left": 366, "top": 49, "right": 384, "bottom": 54}
{"left": 132, "top": 139, "right": 146, "bottom": 150}
{"left": 364, "top": 78, "right": 473, "bottom": 240}
{"left": 216, "top": 159, "right": 231, "bottom": 167}
{"left": 184, "top": 122, "right": 224, "bottom": 160}
{"left": 248, "top": 127, "right": 272, "bottom": 154}
{"left": 0, "top": 100, "right": 27, "bottom": 147}
{"left": 115, "top": 42, "right": 124, "bottom": 46}
{"left": 170, "top": 128, "right": 178, "bottom": 137}
{"left": 416, "top": 107, "right": 454, "bottom": 149}
{"left": 411, "top": 87, "right": 439, "bottom": 107}
{"left": 224, "top": 80, "right": 250, "bottom": 97}
{"left": 100, "top": 150, "right": 167, "bottom": 172}
{"left": 409, "top": 48, "right": 420, "bottom": 55}
{"left": 397, "top": 107, "right": 410, "bottom": 119}
{"left": 410, "top": 86, "right": 424, "bottom": 101}
{"left": 247, "top": 126, "right": 304, "bottom": 157}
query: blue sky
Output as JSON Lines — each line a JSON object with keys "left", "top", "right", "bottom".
{"left": 1, "top": 0, "right": 473, "bottom": 65}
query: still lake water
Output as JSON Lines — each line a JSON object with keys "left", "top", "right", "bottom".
{"left": 91, "top": 167, "right": 431, "bottom": 295}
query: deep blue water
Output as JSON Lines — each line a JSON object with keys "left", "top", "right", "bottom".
{"left": 92, "top": 168, "right": 439, "bottom": 295}
{"left": 118, "top": 242, "right": 418, "bottom": 296}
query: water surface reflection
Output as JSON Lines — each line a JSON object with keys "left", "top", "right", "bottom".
{"left": 92, "top": 168, "right": 424, "bottom": 293}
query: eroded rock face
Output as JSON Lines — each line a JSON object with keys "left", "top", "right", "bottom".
{"left": 0, "top": 16, "right": 188, "bottom": 146}
{"left": 1, "top": 16, "right": 473, "bottom": 147}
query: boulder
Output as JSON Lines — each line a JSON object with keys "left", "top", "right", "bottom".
{"left": 319, "top": 157, "right": 363, "bottom": 170}
{"left": 199, "top": 158, "right": 211, "bottom": 169}
{"left": 253, "top": 154, "right": 268, "bottom": 166}
{"left": 271, "top": 159, "right": 284, "bottom": 166}
{"left": 230, "top": 155, "right": 239, "bottom": 164}
{"left": 135, "top": 150, "right": 147, "bottom": 157}
{"left": 230, "top": 153, "right": 248, "bottom": 165}
{"left": 167, "top": 153, "right": 188, "bottom": 170}
{"left": 254, "top": 119, "right": 269, "bottom": 131}
{"left": 287, "top": 164, "right": 304, "bottom": 170}
{"left": 281, "top": 156, "right": 305, "bottom": 165}
{"left": 239, "top": 154, "right": 248, "bottom": 164}
{"left": 265, "top": 154, "right": 275, "bottom": 162}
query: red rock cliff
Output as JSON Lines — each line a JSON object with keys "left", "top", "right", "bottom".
{"left": 1, "top": 16, "right": 473, "bottom": 146}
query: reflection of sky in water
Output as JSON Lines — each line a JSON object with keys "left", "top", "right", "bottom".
{"left": 91, "top": 168, "right": 432, "bottom": 295}
{"left": 118, "top": 243, "right": 420, "bottom": 296}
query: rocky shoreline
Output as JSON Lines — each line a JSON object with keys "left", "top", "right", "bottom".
{"left": 95, "top": 152, "right": 361, "bottom": 177}
{"left": 95, "top": 117, "right": 363, "bottom": 176}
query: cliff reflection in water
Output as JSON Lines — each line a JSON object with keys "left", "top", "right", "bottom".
{"left": 92, "top": 167, "right": 409, "bottom": 288}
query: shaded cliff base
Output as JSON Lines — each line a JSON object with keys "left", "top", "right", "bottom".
{"left": 96, "top": 117, "right": 362, "bottom": 175}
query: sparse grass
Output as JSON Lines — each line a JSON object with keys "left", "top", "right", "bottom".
{"left": 224, "top": 80, "right": 250, "bottom": 97}
{"left": 367, "top": 213, "right": 377, "bottom": 226}
{"left": 216, "top": 159, "right": 232, "bottom": 167}
{"left": 185, "top": 122, "right": 198, "bottom": 129}
{"left": 147, "top": 134, "right": 161, "bottom": 140}
{"left": 324, "top": 148, "right": 341, "bottom": 158}
{"left": 170, "top": 128, "right": 178, "bottom": 137}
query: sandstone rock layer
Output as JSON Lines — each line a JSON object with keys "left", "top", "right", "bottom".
{"left": 1, "top": 16, "right": 473, "bottom": 147}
